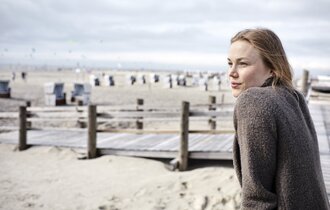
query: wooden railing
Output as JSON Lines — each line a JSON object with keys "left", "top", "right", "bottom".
{"left": 0, "top": 97, "right": 235, "bottom": 171}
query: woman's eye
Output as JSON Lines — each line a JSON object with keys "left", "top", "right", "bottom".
{"left": 239, "top": 62, "right": 247, "bottom": 66}
{"left": 228, "top": 62, "right": 233, "bottom": 67}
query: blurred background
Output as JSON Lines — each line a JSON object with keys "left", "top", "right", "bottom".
{"left": 0, "top": 0, "right": 330, "bottom": 77}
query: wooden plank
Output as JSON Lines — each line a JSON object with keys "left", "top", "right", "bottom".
{"left": 97, "top": 133, "right": 129, "bottom": 145}
{"left": 150, "top": 135, "right": 180, "bottom": 151}
{"left": 97, "top": 129, "right": 180, "bottom": 134}
{"left": 198, "top": 136, "right": 228, "bottom": 151}
{"left": 28, "top": 118, "right": 81, "bottom": 122}
{"left": 320, "top": 155, "right": 330, "bottom": 197}
{"left": 96, "top": 110, "right": 233, "bottom": 119}
{"left": 98, "top": 111, "right": 180, "bottom": 118}
{"left": 30, "top": 112, "right": 85, "bottom": 118}
{"left": 0, "top": 126, "right": 18, "bottom": 131}
{"left": 190, "top": 151, "right": 233, "bottom": 160}
{"left": 312, "top": 104, "right": 330, "bottom": 153}
{"left": 222, "top": 135, "right": 235, "bottom": 151}
{"left": 211, "top": 134, "right": 234, "bottom": 151}
{"left": 94, "top": 118, "right": 181, "bottom": 123}
{"left": 98, "top": 133, "right": 153, "bottom": 149}
{"left": 96, "top": 129, "right": 235, "bottom": 135}
{"left": 187, "top": 134, "right": 206, "bottom": 149}
{"left": 189, "top": 130, "right": 235, "bottom": 134}
{"left": 28, "top": 106, "right": 86, "bottom": 112}
{"left": 189, "top": 135, "right": 214, "bottom": 150}
{"left": 116, "top": 134, "right": 156, "bottom": 149}
{"left": 97, "top": 133, "right": 134, "bottom": 148}
{"left": 190, "top": 110, "right": 233, "bottom": 117}
{"left": 0, "top": 112, "right": 18, "bottom": 118}
{"left": 99, "top": 148, "right": 177, "bottom": 159}
{"left": 29, "top": 127, "right": 85, "bottom": 132}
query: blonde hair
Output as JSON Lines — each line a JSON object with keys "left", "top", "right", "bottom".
{"left": 231, "top": 28, "right": 293, "bottom": 89}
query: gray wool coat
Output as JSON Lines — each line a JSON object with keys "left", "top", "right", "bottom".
{"left": 233, "top": 78, "right": 330, "bottom": 210}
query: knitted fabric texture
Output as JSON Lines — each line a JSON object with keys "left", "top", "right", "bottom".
{"left": 233, "top": 79, "right": 330, "bottom": 210}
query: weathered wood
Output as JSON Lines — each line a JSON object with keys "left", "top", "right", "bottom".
{"left": 136, "top": 98, "right": 144, "bottom": 129}
{"left": 97, "top": 129, "right": 179, "bottom": 134}
{"left": 26, "top": 101, "right": 32, "bottom": 128}
{"left": 28, "top": 127, "right": 85, "bottom": 132}
{"left": 29, "top": 112, "right": 85, "bottom": 118}
{"left": 94, "top": 118, "right": 181, "bottom": 123}
{"left": 179, "top": 101, "right": 189, "bottom": 171}
{"left": 189, "top": 129, "right": 235, "bottom": 134}
{"left": 97, "top": 111, "right": 181, "bottom": 118}
{"left": 208, "top": 96, "right": 216, "bottom": 130}
{"left": 190, "top": 110, "right": 233, "bottom": 117}
{"left": 302, "top": 69, "right": 310, "bottom": 97}
{"left": 99, "top": 148, "right": 177, "bottom": 159}
{"left": 84, "top": 128, "right": 234, "bottom": 134}
{"left": 27, "top": 103, "right": 233, "bottom": 112}
{"left": 97, "top": 110, "right": 231, "bottom": 118}
{"left": 0, "top": 112, "right": 18, "bottom": 118}
{"left": 190, "top": 151, "right": 233, "bottom": 160}
{"left": 19, "top": 106, "right": 28, "bottom": 151}
{"left": 28, "top": 106, "right": 86, "bottom": 112}
{"left": 169, "top": 158, "right": 180, "bottom": 171}
{"left": 0, "top": 126, "right": 18, "bottom": 131}
{"left": 28, "top": 118, "right": 82, "bottom": 122}
{"left": 87, "top": 105, "right": 97, "bottom": 159}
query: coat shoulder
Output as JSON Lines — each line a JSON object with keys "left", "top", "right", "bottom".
{"left": 235, "top": 87, "right": 278, "bottom": 113}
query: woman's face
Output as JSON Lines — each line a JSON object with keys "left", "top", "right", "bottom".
{"left": 227, "top": 40, "right": 272, "bottom": 97}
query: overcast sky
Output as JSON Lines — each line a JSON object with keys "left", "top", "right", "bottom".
{"left": 1, "top": 0, "right": 330, "bottom": 75}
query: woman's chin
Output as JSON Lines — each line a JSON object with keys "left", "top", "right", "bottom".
{"left": 231, "top": 89, "right": 241, "bottom": 98}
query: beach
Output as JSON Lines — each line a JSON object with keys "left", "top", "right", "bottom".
{"left": 0, "top": 144, "right": 240, "bottom": 210}
{"left": 0, "top": 69, "right": 240, "bottom": 210}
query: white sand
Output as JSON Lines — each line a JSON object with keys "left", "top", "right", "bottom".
{"left": 0, "top": 69, "right": 241, "bottom": 210}
{"left": 0, "top": 144, "right": 240, "bottom": 210}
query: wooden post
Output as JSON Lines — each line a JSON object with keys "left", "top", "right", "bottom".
{"left": 179, "top": 101, "right": 189, "bottom": 171}
{"left": 302, "top": 69, "right": 309, "bottom": 97}
{"left": 19, "top": 106, "right": 27, "bottom": 151}
{"left": 136, "top": 98, "right": 144, "bottom": 130}
{"left": 208, "top": 96, "right": 216, "bottom": 130}
{"left": 88, "top": 105, "right": 97, "bottom": 159}
{"left": 25, "top": 101, "right": 32, "bottom": 128}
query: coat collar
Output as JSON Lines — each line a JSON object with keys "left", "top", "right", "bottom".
{"left": 261, "top": 77, "right": 274, "bottom": 87}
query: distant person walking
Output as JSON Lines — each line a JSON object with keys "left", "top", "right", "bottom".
{"left": 21, "top": 72, "right": 27, "bottom": 81}
{"left": 228, "top": 28, "right": 330, "bottom": 209}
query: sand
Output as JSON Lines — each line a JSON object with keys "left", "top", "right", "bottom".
{"left": 0, "top": 144, "right": 240, "bottom": 210}
{"left": 0, "top": 69, "right": 241, "bottom": 210}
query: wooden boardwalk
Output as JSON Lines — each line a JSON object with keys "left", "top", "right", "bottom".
{"left": 309, "top": 101, "right": 330, "bottom": 199}
{"left": 0, "top": 130, "right": 234, "bottom": 159}
{"left": 0, "top": 100, "right": 330, "bottom": 197}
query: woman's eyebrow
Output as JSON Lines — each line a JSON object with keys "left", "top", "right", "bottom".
{"left": 227, "top": 57, "right": 247, "bottom": 62}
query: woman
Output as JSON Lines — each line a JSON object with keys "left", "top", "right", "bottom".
{"left": 228, "top": 28, "right": 330, "bottom": 209}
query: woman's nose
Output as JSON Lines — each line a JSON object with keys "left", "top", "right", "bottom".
{"left": 228, "top": 66, "right": 238, "bottom": 78}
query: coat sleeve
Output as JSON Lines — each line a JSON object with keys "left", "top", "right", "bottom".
{"left": 235, "top": 90, "right": 278, "bottom": 210}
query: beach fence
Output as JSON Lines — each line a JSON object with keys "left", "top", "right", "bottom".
{"left": 1, "top": 96, "right": 234, "bottom": 171}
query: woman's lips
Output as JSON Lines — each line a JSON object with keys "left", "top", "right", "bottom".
{"left": 231, "top": 82, "right": 241, "bottom": 89}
